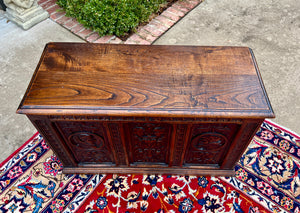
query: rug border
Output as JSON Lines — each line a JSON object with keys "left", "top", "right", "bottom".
{"left": 265, "top": 119, "right": 299, "bottom": 139}
{"left": 0, "top": 132, "right": 39, "bottom": 168}
{"left": 219, "top": 175, "right": 285, "bottom": 213}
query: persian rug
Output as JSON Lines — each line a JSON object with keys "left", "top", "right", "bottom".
{"left": 0, "top": 120, "right": 299, "bottom": 213}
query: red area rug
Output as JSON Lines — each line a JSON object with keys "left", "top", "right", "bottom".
{"left": 0, "top": 120, "right": 299, "bottom": 212}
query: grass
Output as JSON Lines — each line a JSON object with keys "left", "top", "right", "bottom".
{"left": 57, "top": 0, "right": 172, "bottom": 37}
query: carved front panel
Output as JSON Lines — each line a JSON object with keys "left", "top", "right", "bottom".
{"left": 126, "top": 123, "right": 171, "bottom": 165}
{"left": 184, "top": 123, "right": 239, "bottom": 166}
{"left": 55, "top": 121, "right": 114, "bottom": 164}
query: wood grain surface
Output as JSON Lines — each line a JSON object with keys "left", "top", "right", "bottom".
{"left": 17, "top": 43, "right": 274, "bottom": 118}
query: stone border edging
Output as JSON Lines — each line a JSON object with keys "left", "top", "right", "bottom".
{"left": 38, "top": 0, "right": 203, "bottom": 44}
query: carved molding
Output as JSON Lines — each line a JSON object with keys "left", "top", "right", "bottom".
{"left": 49, "top": 115, "right": 242, "bottom": 123}
{"left": 73, "top": 149, "right": 111, "bottom": 163}
{"left": 107, "top": 123, "right": 127, "bottom": 165}
{"left": 172, "top": 124, "right": 187, "bottom": 166}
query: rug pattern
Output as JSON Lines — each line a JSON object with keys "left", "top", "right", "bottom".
{"left": 0, "top": 120, "right": 299, "bottom": 212}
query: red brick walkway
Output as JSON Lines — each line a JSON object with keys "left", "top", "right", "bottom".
{"left": 38, "top": 0, "right": 203, "bottom": 44}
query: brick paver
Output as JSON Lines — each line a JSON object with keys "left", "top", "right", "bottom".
{"left": 38, "top": 0, "right": 51, "bottom": 6}
{"left": 109, "top": 37, "right": 123, "bottom": 44}
{"left": 63, "top": 18, "right": 79, "bottom": 30}
{"left": 41, "top": 0, "right": 203, "bottom": 44}
{"left": 176, "top": 0, "right": 199, "bottom": 10}
{"left": 142, "top": 25, "right": 164, "bottom": 37}
{"left": 86, "top": 32, "right": 101, "bottom": 43}
{"left": 136, "top": 28, "right": 157, "bottom": 43}
{"left": 77, "top": 28, "right": 94, "bottom": 39}
{"left": 172, "top": 3, "right": 190, "bottom": 13}
{"left": 94, "top": 35, "right": 115, "bottom": 44}
{"left": 46, "top": 4, "right": 61, "bottom": 15}
{"left": 50, "top": 11, "right": 65, "bottom": 21}
{"left": 148, "top": 19, "right": 170, "bottom": 32}
{"left": 161, "top": 10, "right": 181, "bottom": 22}
{"left": 55, "top": 16, "right": 72, "bottom": 25}
{"left": 70, "top": 24, "right": 85, "bottom": 34}
{"left": 126, "top": 34, "right": 151, "bottom": 45}
{"left": 166, "top": 7, "right": 185, "bottom": 18}
{"left": 40, "top": 0, "right": 56, "bottom": 10}
{"left": 154, "top": 15, "right": 176, "bottom": 28}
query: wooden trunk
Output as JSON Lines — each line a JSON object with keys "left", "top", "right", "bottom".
{"left": 17, "top": 43, "right": 275, "bottom": 175}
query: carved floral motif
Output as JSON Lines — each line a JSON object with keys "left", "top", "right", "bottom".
{"left": 128, "top": 123, "right": 171, "bottom": 164}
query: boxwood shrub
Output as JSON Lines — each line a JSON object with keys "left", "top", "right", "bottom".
{"left": 57, "top": 0, "right": 168, "bottom": 36}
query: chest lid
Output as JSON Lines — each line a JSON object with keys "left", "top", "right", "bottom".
{"left": 17, "top": 43, "right": 274, "bottom": 118}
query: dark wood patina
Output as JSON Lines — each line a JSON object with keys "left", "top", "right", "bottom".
{"left": 17, "top": 43, "right": 275, "bottom": 175}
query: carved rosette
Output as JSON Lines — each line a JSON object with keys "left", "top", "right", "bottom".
{"left": 68, "top": 132, "right": 104, "bottom": 149}
{"left": 184, "top": 123, "right": 239, "bottom": 165}
{"left": 192, "top": 133, "right": 227, "bottom": 151}
{"left": 185, "top": 132, "right": 227, "bottom": 164}
{"left": 55, "top": 121, "right": 113, "bottom": 164}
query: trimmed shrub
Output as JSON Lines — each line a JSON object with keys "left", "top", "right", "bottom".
{"left": 57, "top": 0, "right": 167, "bottom": 36}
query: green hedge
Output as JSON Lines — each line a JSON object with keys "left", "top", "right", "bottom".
{"left": 57, "top": 0, "right": 167, "bottom": 36}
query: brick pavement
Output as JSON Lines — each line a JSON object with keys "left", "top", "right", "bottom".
{"left": 38, "top": 0, "right": 203, "bottom": 44}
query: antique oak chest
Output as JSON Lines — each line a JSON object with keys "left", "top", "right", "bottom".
{"left": 17, "top": 43, "right": 274, "bottom": 176}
